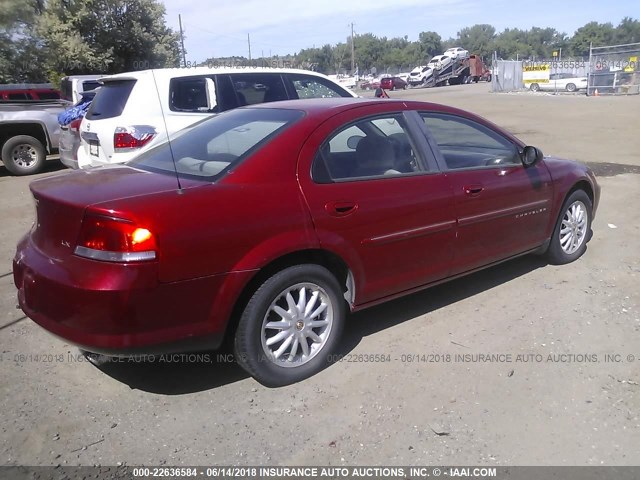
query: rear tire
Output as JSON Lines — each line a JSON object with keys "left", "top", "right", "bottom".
{"left": 1, "top": 135, "right": 46, "bottom": 175}
{"left": 566, "top": 83, "right": 577, "bottom": 92}
{"left": 546, "top": 190, "right": 592, "bottom": 265}
{"left": 530, "top": 83, "right": 540, "bottom": 92}
{"left": 234, "top": 264, "right": 346, "bottom": 387}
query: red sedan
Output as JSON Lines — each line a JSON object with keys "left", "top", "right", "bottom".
{"left": 13, "top": 99, "right": 599, "bottom": 386}
{"left": 380, "top": 76, "right": 408, "bottom": 90}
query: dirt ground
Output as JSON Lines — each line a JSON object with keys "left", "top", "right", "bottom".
{"left": 1, "top": 84, "right": 639, "bottom": 468}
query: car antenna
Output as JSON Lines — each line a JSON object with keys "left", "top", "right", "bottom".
{"left": 150, "top": 69, "right": 183, "bottom": 193}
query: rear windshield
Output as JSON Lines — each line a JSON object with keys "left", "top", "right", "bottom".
{"left": 82, "top": 80, "right": 101, "bottom": 92}
{"left": 85, "top": 80, "right": 136, "bottom": 120}
{"left": 129, "top": 108, "right": 304, "bottom": 180}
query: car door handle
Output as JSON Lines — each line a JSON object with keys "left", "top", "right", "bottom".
{"left": 326, "top": 201, "right": 358, "bottom": 217}
{"left": 463, "top": 185, "right": 484, "bottom": 196}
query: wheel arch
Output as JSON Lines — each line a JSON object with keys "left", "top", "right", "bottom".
{"left": 222, "top": 248, "right": 354, "bottom": 346}
{"left": 0, "top": 122, "right": 51, "bottom": 153}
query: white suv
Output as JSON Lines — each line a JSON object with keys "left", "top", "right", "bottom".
{"left": 77, "top": 67, "right": 357, "bottom": 168}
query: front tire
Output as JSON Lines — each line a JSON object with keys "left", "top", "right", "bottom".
{"left": 546, "top": 190, "right": 592, "bottom": 264}
{"left": 2, "top": 135, "right": 46, "bottom": 175}
{"left": 234, "top": 264, "right": 346, "bottom": 387}
{"left": 530, "top": 83, "right": 540, "bottom": 92}
{"left": 566, "top": 83, "right": 577, "bottom": 92}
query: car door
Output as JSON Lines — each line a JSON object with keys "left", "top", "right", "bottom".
{"left": 297, "top": 107, "right": 457, "bottom": 306}
{"left": 418, "top": 111, "right": 553, "bottom": 275}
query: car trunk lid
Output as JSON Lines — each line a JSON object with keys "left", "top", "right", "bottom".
{"left": 28, "top": 167, "right": 186, "bottom": 260}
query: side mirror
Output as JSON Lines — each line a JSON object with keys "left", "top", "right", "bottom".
{"left": 522, "top": 146, "right": 543, "bottom": 167}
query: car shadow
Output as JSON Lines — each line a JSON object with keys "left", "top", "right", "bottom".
{"left": 336, "top": 255, "right": 548, "bottom": 356}
{"left": 0, "top": 159, "right": 67, "bottom": 178}
{"left": 95, "top": 255, "right": 548, "bottom": 395}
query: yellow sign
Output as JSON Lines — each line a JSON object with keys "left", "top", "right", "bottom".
{"left": 552, "top": 51, "right": 558, "bottom": 57}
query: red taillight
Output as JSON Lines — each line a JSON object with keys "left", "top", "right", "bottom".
{"left": 75, "top": 214, "right": 157, "bottom": 262}
{"left": 113, "top": 125, "right": 156, "bottom": 151}
{"left": 69, "top": 118, "right": 82, "bottom": 132}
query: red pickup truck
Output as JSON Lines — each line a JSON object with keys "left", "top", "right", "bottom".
{"left": 0, "top": 88, "right": 62, "bottom": 101}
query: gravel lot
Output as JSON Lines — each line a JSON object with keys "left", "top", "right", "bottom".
{"left": 1, "top": 83, "right": 639, "bottom": 467}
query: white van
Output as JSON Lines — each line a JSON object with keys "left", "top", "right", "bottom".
{"left": 60, "top": 75, "right": 104, "bottom": 104}
{"left": 77, "top": 67, "right": 358, "bottom": 169}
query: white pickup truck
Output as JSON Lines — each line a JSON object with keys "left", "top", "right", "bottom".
{"left": 0, "top": 100, "right": 67, "bottom": 175}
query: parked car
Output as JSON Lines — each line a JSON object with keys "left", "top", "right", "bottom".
{"left": 0, "top": 99, "right": 66, "bottom": 175}
{"left": 380, "top": 76, "right": 408, "bottom": 90}
{"left": 60, "top": 75, "right": 103, "bottom": 104}
{"left": 529, "top": 73, "right": 588, "bottom": 92}
{"left": 14, "top": 98, "right": 599, "bottom": 386}
{"left": 407, "top": 65, "right": 434, "bottom": 86}
{"left": 428, "top": 55, "right": 453, "bottom": 70}
{"left": 0, "top": 88, "right": 61, "bottom": 101}
{"left": 360, "top": 77, "right": 383, "bottom": 90}
{"left": 77, "top": 67, "right": 357, "bottom": 169}
{"left": 444, "top": 47, "right": 469, "bottom": 59}
{"left": 59, "top": 90, "right": 97, "bottom": 169}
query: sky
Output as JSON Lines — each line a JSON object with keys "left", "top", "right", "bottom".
{"left": 161, "top": 0, "right": 636, "bottom": 62}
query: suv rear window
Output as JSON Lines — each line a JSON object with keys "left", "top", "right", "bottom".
{"left": 85, "top": 80, "right": 136, "bottom": 120}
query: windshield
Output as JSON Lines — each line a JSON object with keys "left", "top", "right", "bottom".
{"left": 129, "top": 108, "right": 304, "bottom": 181}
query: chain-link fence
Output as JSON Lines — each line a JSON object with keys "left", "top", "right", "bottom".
{"left": 588, "top": 42, "right": 640, "bottom": 95}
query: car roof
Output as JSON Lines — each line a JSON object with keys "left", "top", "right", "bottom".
{"left": 245, "top": 97, "right": 459, "bottom": 118}
{"left": 99, "top": 67, "right": 341, "bottom": 83}
{"left": 242, "top": 98, "right": 522, "bottom": 145}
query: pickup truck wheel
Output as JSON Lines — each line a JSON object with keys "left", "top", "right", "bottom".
{"left": 234, "top": 264, "right": 346, "bottom": 387}
{"left": 2, "top": 135, "right": 46, "bottom": 175}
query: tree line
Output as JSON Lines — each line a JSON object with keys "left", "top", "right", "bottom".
{"left": 208, "top": 18, "right": 640, "bottom": 75}
{"left": 1, "top": 2, "right": 638, "bottom": 84}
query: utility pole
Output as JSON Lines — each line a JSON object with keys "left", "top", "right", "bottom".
{"left": 248, "top": 33, "right": 252, "bottom": 61}
{"left": 178, "top": 14, "right": 187, "bottom": 67}
{"left": 350, "top": 22, "right": 355, "bottom": 75}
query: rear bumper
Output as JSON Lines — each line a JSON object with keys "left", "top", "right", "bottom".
{"left": 12, "top": 235, "right": 248, "bottom": 355}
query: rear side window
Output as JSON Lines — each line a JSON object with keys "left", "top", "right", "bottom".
{"left": 287, "top": 74, "right": 352, "bottom": 99}
{"left": 230, "top": 73, "right": 288, "bottom": 105}
{"left": 85, "top": 80, "right": 135, "bottom": 120}
{"left": 8, "top": 93, "right": 29, "bottom": 100}
{"left": 37, "top": 91, "right": 61, "bottom": 100}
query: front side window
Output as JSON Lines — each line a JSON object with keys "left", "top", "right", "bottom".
{"left": 287, "top": 74, "right": 352, "bottom": 99}
{"left": 313, "top": 115, "right": 422, "bottom": 182}
{"left": 129, "top": 108, "right": 303, "bottom": 180}
{"left": 421, "top": 113, "right": 520, "bottom": 169}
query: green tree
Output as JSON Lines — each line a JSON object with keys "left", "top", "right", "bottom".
{"left": 570, "top": 21, "right": 616, "bottom": 56}
{"left": 35, "top": 0, "right": 181, "bottom": 77}
{"left": 615, "top": 17, "right": 640, "bottom": 44}
{"left": 417, "top": 31, "right": 442, "bottom": 60}
{"left": 456, "top": 24, "right": 496, "bottom": 56}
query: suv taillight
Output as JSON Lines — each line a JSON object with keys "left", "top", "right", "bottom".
{"left": 69, "top": 118, "right": 82, "bottom": 132}
{"left": 113, "top": 125, "right": 156, "bottom": 152}
{"left": 74, "top": 214, "right": 157, "bottom": 262}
